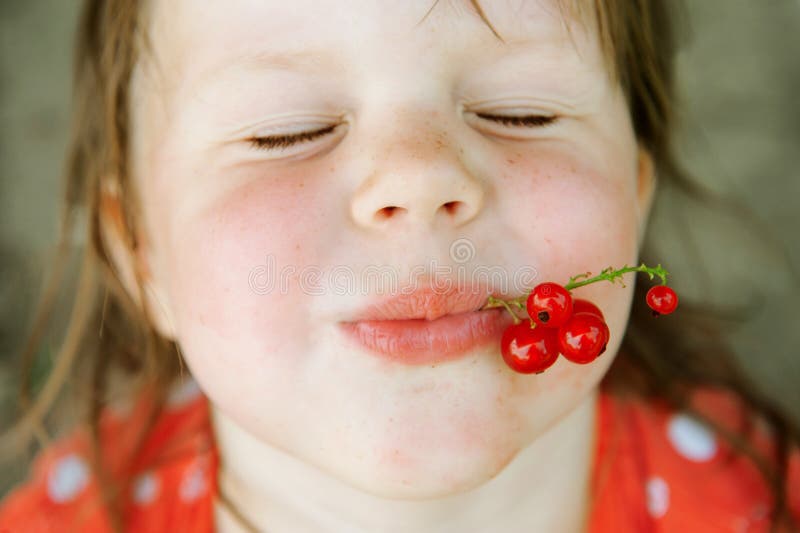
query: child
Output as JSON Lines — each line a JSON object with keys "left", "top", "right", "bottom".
{"left": 2, "top": 0, "right": 799, "bottom": 531}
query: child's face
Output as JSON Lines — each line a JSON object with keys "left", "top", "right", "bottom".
{"left": 130, "top": 0, "right": 654, "bottom": 495}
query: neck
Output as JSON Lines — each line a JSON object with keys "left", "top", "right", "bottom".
{"left": 212, "top": 389, "right": 600, "bottom": 533}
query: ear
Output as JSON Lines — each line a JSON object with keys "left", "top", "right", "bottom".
{"left": 635, "top": 147, "right": 658, "bottom": 249}
{"left": 99, "top": 177, "right": 178, "bottom": 340}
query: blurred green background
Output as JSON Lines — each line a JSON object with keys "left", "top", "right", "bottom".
{"left": 1, "top": 0, "right": 799, "bottom": 471}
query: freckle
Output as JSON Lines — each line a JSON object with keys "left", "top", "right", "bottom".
{"left": 298, "top": 182, "right": 304, "bottom": 188}
{"left": 506, "top": 158, "right": 516, "bottom": 165}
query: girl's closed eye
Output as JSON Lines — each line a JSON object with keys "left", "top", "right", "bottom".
{"left": 473, "top": 112, "right": 559, "bottom": 128}
{"left": 246, "top": 124, "right": 339, "bottom": 150}
{"left": 245, "top": 113, "right": 559, "bottom": 151}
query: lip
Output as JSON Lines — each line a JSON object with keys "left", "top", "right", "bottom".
{"left": 337, "top": 284, "right": 519, "bottom": 365}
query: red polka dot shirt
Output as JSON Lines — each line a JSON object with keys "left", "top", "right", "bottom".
{"left": 1, "top": 381, "right": 799, "bottom": 532}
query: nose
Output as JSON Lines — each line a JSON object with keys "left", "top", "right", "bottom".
{"left": 349, "top": 129, "right": 484, "bottom": 231}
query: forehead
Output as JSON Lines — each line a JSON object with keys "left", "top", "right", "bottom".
{"left": 142, "top": 0, "right": 601, "bottom": 88}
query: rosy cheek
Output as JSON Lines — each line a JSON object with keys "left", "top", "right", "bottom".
{"left": 165, "top": 171, "right": 332, "bottom": 347}
{"left": 499, "top": 148, "right": 636, "bottom": 271}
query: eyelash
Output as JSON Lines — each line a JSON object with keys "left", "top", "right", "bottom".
{"left": 246, "top": 113, "right": 558, "bottom": 151}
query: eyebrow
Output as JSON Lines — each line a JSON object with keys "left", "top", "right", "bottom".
{"left": 197, "top": 48, "right": 346, "bottom": 86}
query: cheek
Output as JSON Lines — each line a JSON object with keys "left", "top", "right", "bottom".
{"left": 162, "top": 169, "right": 336, "bottom": 356}
{"left": 502, "top": 150, "right": 635, "bottom": 252}
{"left": 500, "top": 147, "right": 638, "bottom": 269}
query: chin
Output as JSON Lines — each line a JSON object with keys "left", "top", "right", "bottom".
{"left": 320, "top": 438, "right": 521, "bottom": 500}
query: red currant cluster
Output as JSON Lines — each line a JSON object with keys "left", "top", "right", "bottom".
{"left": 483, "top": 263, "right": 678, "bottom": 375}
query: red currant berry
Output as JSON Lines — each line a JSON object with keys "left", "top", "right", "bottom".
{"left": 500, "top": 322, "right": 560, "bottom": 374}
{"left": 646, "top": 285, "right": 678, "bottom": 316}
{"left": 526, "top": 282, "right": 573, "bottom": 328}
{"left": 572, "top": 298, "right": 604, "bottom": 321}
{"left": 557, "top": 312, "right": 609, "bottom": 364}
{"left": 597, "top": 320, "right": 610, "bottom": 357}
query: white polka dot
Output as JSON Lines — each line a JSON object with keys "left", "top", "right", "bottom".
{"left": 666, "top": 413, "right": 718, "bottom": 462}
{"left": 645, "top": 476, "right": 670, "bottom": 518}
{"left": 167, "top": 378, "right": 202, "bottom": 408}
{"left": 132, "top": 472, "right": 159, "bottom": 505}
{"left": 179, "top": 465, "right": 207, "bottom": 502}
{"left": 47, "top": 454, "right": 90, "bottom": 503}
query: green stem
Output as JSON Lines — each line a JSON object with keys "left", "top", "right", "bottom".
{"left": 485, "top": 295, "right": 522, "bottom": 325}
{"left": 482, "top": 263, "right": 670, "bottom": 318}
{"left": 563, "top": 262, "right": 669, "bottom": 291}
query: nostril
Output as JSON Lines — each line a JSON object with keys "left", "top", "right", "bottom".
{"left": 440, "top": 201, "right": 463, "bottom": 216}
{"left": 376, "top": 205, "right": 407, "bottom": 221}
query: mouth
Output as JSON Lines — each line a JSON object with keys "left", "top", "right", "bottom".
{"left": 337, "top": 284, "right": 522, "bottom": 365}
